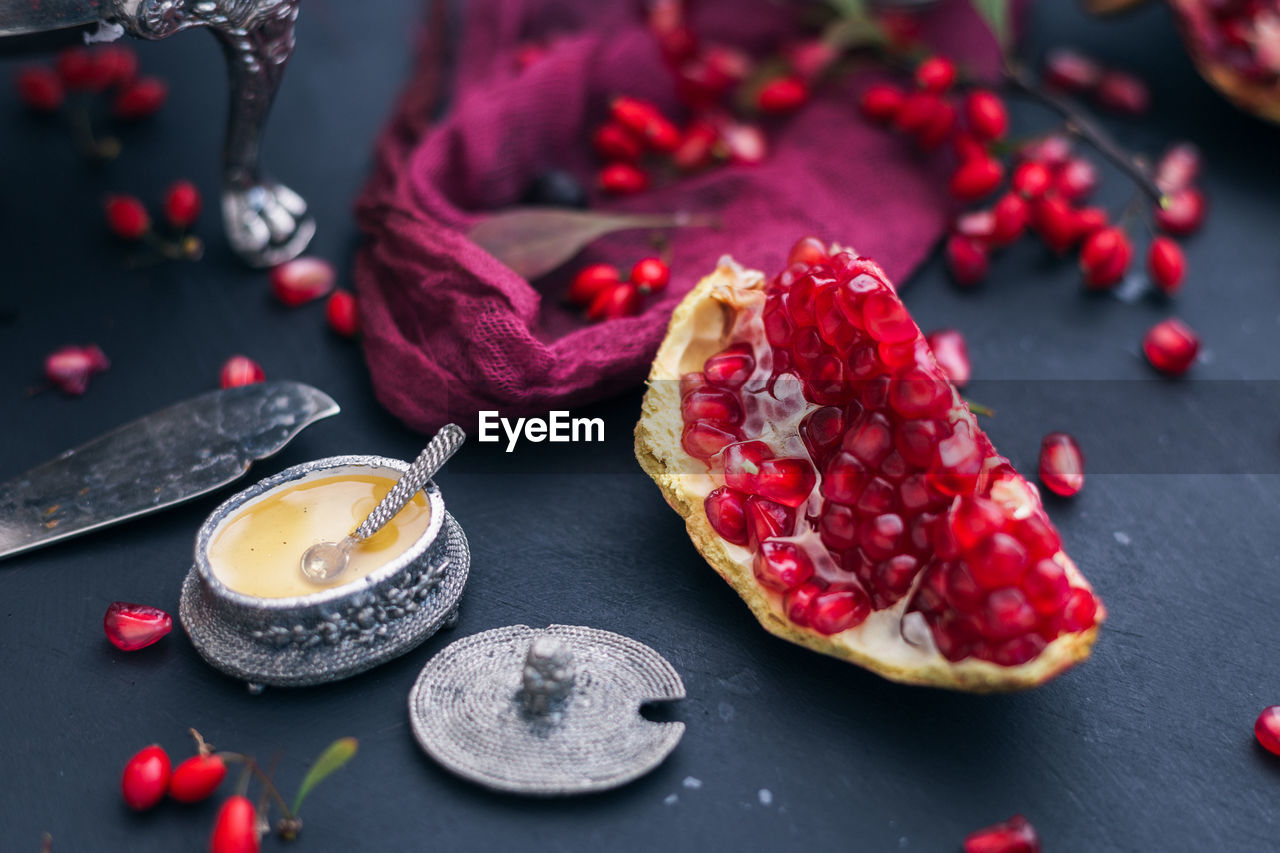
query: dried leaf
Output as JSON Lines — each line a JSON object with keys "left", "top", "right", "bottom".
{"left": 469, "top": 208, "right": 717, "bottom": 280}
{"left": 291, "top": 737, "right": 358, "bottom": 815}
{"left": 970, "top": 0, "right": 1011, "bottom": 56}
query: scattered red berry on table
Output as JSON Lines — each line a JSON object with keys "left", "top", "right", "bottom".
{"left": 925, "top": 329, "right": 970, "bottom": 387}
{"left": 113, "top": 76, "right": 168, "bottom": 119}
{"left": 105, "top": 195, "right": 151, "bottom": 240}
{"left": 220, "top": 355, "right": 265, "bottom": 389}
{"left": 945, "top": 234, "right": 988, "bottom": 287}
{"left": 164, "top": 180, "right": 202, "bottom": 230}
{"left": 1147, "top": 237, "right": 1185, "bottom": 295}
{"left": 990, "top": 193, "right": 1029, "bottom": 246}
{"left": 597, "top": 162, "right": 649, "bottom": 195}
{"left": 1256, "top": 706, "right": 1280, "bottom": 757}
{"left": 326, "top": 291, "right": 360, "bottom": 338}
{"left": 44, "top": 345, "right": 109, "bottom": 395}
{"left": 270, "top": 257, "right": 336, "bottom": 306}
{"left": 1079, "top": 227, "right": 1132, "bottom": 290}
{"left": 1033, "top": 196, "right": 1081, "bottom": 253}
{"left": 210, "top": 795, "right": 261, "bottom": 853}
{"left": 963, "top": 814, "right": 1041, "bottom": 853}
{"left": 756, "top": 75, "right": 809, "bottom": 114}
{"left": 1143, "top": 318, "right": 1199, "bottom": 376}
{"left": 567, "top": 264, "right": 620, "bottom": 306}
{"left": 103, "top": 601, "right": 172, "bottom": 651}
{"left": 170, "top": 754, "right": 228, "bottom": 804}
{"left": 121, "top": 745, "right": 172, "bottom": 811}
{"left": 630, "top": 257, "right": 671, "bottom": 294}
{"left": 15, "top": 67, "right": 64, "bottom": 112}
{"left": 1039, "top": 432, "right": 1085, "bottom": 497}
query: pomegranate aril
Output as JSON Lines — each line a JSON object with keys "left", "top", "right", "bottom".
{"left": 170, "top": 754, "right": 228, "bottom": 803}
{"left": 598, "top": 162, "right": 649, "bottom": 195}
{"left": 631, "top": 257, "right": 671, "bottom": 294}
{"left": 1039, "top": 431, "right": 1084, "bottom": 497}
{"left": 945, "top": 235, "right": 988, "bottom": 287}
{"left": 888, "top": 369, "right": 951, "bottom": 420}
{"left": 16, "top": 67, "right": 64, "bottom": 112}
{"left": 271, "top": 257, "right": 335, "bottom": 306}
{"left": 963, "top": 814, "right": 1040, "bottom": 853}
{"left": 822, "top": 452, "right": 868, "bottom": 504}
{"left": 928, "top": 422, "right": 982, "bottom": 496}
{"left": 326, "top": 290, "right": 360, "bottom": 337}
{"left": 949, "top": 156, "right": 1004, "bottom": 202}
{"left": 808, "top": 587, "right": 871, "bottom": 634}
{"left": 950, "top": 496, "right": 1007, "bottom": 551}
{"left": 1061, "top": 587, "right": 1099, "bottom": 632}
{"left": 1143, "top": 318, "right": 1199, "bottom": 376}
{"left": 567, "top": 264, "right": 621, "bottom": 306}
{"left": 964, "top": 90, "right": 1008, "bottom": 140}
{"left": 705, "top": 487, "right": 750, "bottom": 546}
{"left": 723, "top": 440, "right": 773, "bottom": 490}
{"left": 592, "top": 123, "right": 643, "bottom": 162}
{"left": 1080, "top": 227, "right": 1132, "bottom": 290}
{"left": 787, "top": 236, "right": 828, "bottom": 268}
{"left": 210, "top": 795, "right": 260, "bottom": 853}
{"left": 1256, "top": 706, "right": 1280, "bottom": 757}
{"left": 895, "top": 419, "right": 943, "bottom": 468}
{"left": 682, "top": 420, "right": 741, "bottom": 459}
{"left": 914, "top": 56, "right": 956, "bottom": 93}
{"left": 104, "top": 601, "right": 172, "bottom": 651}
{"left": 756, "top": 75, "right": 809, "bottom": 113}
{"left": 1045, "top": 48, "right": 1101, "bottom": 92}
{"left": 753, "top": 540, "right": 815, "bottom": 592}
{"left": 925, "top": 329, "right": 970, "bottom": 388}
{"left": 843, "top": 412, "right": 894, "bottom": 467}
{"left": 113, "top": 76, "right": 168, "bottom": 119}
{"left": 122, "top": 745, "right": 171, "bottom": 811}
{"left": 784, "top": 582, "right": 821, "bottom": 627}
{"left": 703, "top": 344, "right": 755, "bottom": 389}
{"left": 1024, "top": 559, "right": 1070, "bottom": 615}
{"left": 587, "top": 282, "right": 642, "bottom": 321}
{"left": 1147, "top": 237, "right": 1185, "bottom": 295}
{"left": 859, "top": 83, "right": 905, "bottom": 123}
{"left": 970, "top": 533, "right": 1030, "bottom": 588}
{"left": 220, "top": 355, "right": 265, "bottom": 389}
{"left": 799, "top": 407, "right": 844, "bottom": 467}
{"left": 1156, "top": 187, "right": 1206, "bottom": 236}
{"left": 820, "top": 504, "right": 859, "bottom": 551}
{"left": 1018, "top": 511, "right": 1062, "bottom": 561}
{"left": 746, "top": 496, "right": 793, "bottom": 544}
{"left": 164, "top": 180, "right": 202, "bottom": 229}
{"left": 681, "top": 388, "right": 743, "bottom": 427}
{"left": 1096, "top": 70, "right": 1150, "bottom": 114}
{"left": 753, "top": 458, "right": 817, "bottom": 508}
{"left": 45, "top": 345, "right": 110, "bottom": 395}
{"left": 861, "top": 291, "right": 917, "bottom": 343}
{"left": 859, "top": 513, "right": 904, "bottom": 561}
{"left": 105, "top": 195, "right": 150, "bottom": 240}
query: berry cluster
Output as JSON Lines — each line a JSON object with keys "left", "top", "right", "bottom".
{"left": 566, "top": 256, "right": 671, "bottom": 321}
{"left": 104, "top": 180, "right": 204, "bottom": 261}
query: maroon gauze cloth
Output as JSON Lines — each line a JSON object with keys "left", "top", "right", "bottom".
{"left": 354, "top": 0, "right": 1011, "bottom": 432}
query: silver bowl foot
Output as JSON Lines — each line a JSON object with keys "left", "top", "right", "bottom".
{"left": 223, "top": 181, "right": 316, "bottom": 268}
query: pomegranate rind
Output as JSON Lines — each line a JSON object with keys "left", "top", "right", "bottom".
{"left": 635, "top": 257, "right": 1103, "bottom": 692}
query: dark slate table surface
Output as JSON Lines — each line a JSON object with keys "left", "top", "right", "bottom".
{"left": 3, "top": 2, "right": 1279, "bottom": 851}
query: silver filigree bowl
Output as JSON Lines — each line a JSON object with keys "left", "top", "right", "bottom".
{"left": 180, "top": 454, "right": 470, "bottom": 688}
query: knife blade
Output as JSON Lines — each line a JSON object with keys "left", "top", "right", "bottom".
{"left": 0, "top": 380, "right": 339, "bottom": 561}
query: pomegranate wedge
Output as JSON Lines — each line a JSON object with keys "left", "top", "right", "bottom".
{"left": 635, "top": 245, "right": 1103, "bottom": 691}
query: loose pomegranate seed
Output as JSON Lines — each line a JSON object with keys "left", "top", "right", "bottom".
{"left": 990, "top": 193, "right": 1029, "bottom": 246}
{"left": 16, "top": 67, "right": 64, "bottom": 112}
{"left": 1155, "top": 142, "right": 1200, "bottom": 193}
{"left": 567, "top": 264, "right": 620, "bottom": 306}
{"left": 949, "top": 156, "right": 1004, "bottom": 202}
{"left": 326, "top": 290, "right": 360, "bottom": 337}
{"left": 1155, "top": 187, "right": 1206, "bottom": 236}
{"left": 1096, "top": 70, "right": 1150, "bottom": 114}
{"left": 631, "top": 257, "right": 671, "bottom": 294}
{"left": 270, "top": 256, "right": 336, "bottom": 306}
{"left": 104, "top": 195, "right": 150, "bottom": 240}
{"left": 1038, "top": 432, "right": 1084, "bottom": 497}
{"left": 945, "top": 234, "right": 989, "bottom": 287}
{"left": 1011, "top": 161, "right": 1051, "bottom": 199}
{"left": 963, "top": 814, "right": 1041, "bottom": 853}
{"left": 121, "top": 745, "right": 171, "bottom": 811}
{"left": 597, "top": 162, "right": 650, "bottom": 194}
{"left": 1053, "top": 157, "right": 1098, "bottom": 202}
{"left": 103, "top": 601, "right": 172, "bottom": 651}
{"left": 164, "top": 180, "right": 202, "bottom": 229}
{"left": 756, "top": 75, "right": 809, "bottom": 113}
{"left": 859, "top": 83, "right": 905, "bottom": 123}
{"left": 1143, "top": 318, "right": 1199, "bottom": 376}
{"left": 1256, "top": 706, "right": 1280, "bottom": 757}
{"left": 1079, "top": 227, "right": 1132, "bottom": 289}
{"left": 44, "top": 345, "right": 109, "bottom": 395}
{"left": 964, "top": 90, "right": 1008, "bottom": 140}
{"left": 587, "top": 282, "right": 642, "bottom": 321}
{"left": 592, "top": 123, "right": 643, "bottom": 162}
{"left": 1147, "top": 237, "right": 1185, "bottom": 295}
{"left": 1044, "top": 48, "right": 1101, "bottom": 92}
{"left": 210, "top": 795, "right": 260, "bottom": 853}
{"left": 113, "top": 76, "right": 168, "bottom": 119}
{"left": 914, "top": 56, "right": 956, "bottom": 93}
{"left": 57, "top": 47, "right": 102, "bottom": 90}
{"left": 925, "top": 329, "right": 970, "bottom": 387}
{"left": 94, "top": 46, "right": 138, "bottom": 87}
{"left": 220, "top": 355, "right": 265, "bottom": 389}
{"left": 170, "top": 754, "right": 228, "bottom": 804}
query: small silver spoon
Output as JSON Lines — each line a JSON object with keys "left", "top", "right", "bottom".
{"left": 300, "top": 424, "right": 466, "bottom": 583}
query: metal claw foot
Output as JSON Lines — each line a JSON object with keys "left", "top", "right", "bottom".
{"left": 223, "top": 181, "right": 315, "bottom": 268}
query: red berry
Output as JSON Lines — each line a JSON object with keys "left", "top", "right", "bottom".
{"left": 1155, "top": 187, "right": 1206, "bottom": 236}
{"left": 945, "top": 234, "right": 988, "bottom": 287}
{"left": 756, "top": 75, "right": 809, "bottom": 113}
{"left": 949, "top": 156, "right": 1004, "bottom": 202}
{"left": 1147, "top": 237, "right": 1185, "bottom": 294}
{"left": 785, "top": 39, "right": 837, "bottom": 80}
{"left": 1053, "top": 157, "right": 1098, "bottom": 202}
{"left": 893, "top": 91, "right": 943, "bottom": 134}
{"left": 592, "top": 123, "right": 643, "bottom": 162}
{"left": 94, "top": 46, "right": 138, "bottom": 87}
{"left": 113, "top": 77, "right": 168, "bottom": 119}
{"left": 1079, "top": 226, "right": 1132, "bottom": 289}
{"left": 597, "top": 162, "right": 649, "bottom": 195}
{"left": 170, "top": 754, "right": 228, "bottom": 804}
{"left": 164, "top": 180, "right": 202, "bottom": 229}
{"left": 859, "top": 83, "right": 905, "bottom": 123}
{"left": 121, "top": 745, "right": 171, "bottom": 811}
{"left": 104, "top": 601, "right": 172, "bottom": 651}
{"left": 1096, "top": 70, "right": 1149, "bottom": 114}
{"left": 672, "top": 120, "right": 719, "bottom": 171}
{"left": 630, "top": 257, "right": 671, "bottom": 294}
{"left": 270, "top": 257, "right": 335, "bottom": 306}
{"left": 914, "top": 56, "right": 956, "bottom": 93}
{"left": 926, "top": 328, "right": 971, "bottom": 387}
{"left": 1143, "top": 318, "right": 1199, "bottom": 376}
{"left": 1039, "top": 432, "right": 1084, "bottom": 497}
{"left": 990, "top": 193, "right": 1029, "bottom": 246}
{"left": 964, "top": 90, "right": 1008, "bottom": 140}
{"left": 1071, "top": 206, "right": 1108, "bottom": 242}
{"left": 567, "top": 264, "right": 620, "bottom": 306}
{"left": 952, "top": 133, "right": 987, "bottom": 163}
{"left": 587, "top": 282, "right": 642, "bottom": 321}
{"left": 1011, "top": 161, "right": 1051, "bottom": 199}
{"left": 1155, "top": 142, "right": 1200, "bottom": 194}
{"left": 609, "top": 96, "right": 679, "bottom": 152}
{"left": 915, "top": 100, "right": 956, "bottom": 150}
{"left": 210, "top": 796, "right": 260, "bottom": 853}
{"left": 1044, "top": 48, "right": 1101, "bottom": 93}
{"left": 954, "top": 209, "right": 996, "bottom": 243}
{"left": 717, "top": 120, "right": 767, "bottom": 165}
{"left": 105, "top": 195, "right": 150, "bottom": 240}
{"left": 56, "top": 47, "right": 103, "bottom": 90}
{"left": 1020, "top": 134, "right": 1072, "bottom": 169}
{"left": 220, "top": 355, "right": 265, "bottom": 389}
{"left": 16, "top": 67, "right": 64, "bottom": 112}
{"left": 963, "top": 814, "right": 1041, "bottom": 853}
{"left": 1034, "top": 196, "right": 1080, "bottom": 253}
{"left": 1257, "top": 706, "right": 1280, "bottom": 757}
{"left": 326, "top": 290, "right": 360, "bottom": 337}
{"left": 44, "top": 345, "right": 109, "bottom": 395}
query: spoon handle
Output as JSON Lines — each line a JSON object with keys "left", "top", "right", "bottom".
{"left": 353, "top": 424, "right": 466, "bottom": 541}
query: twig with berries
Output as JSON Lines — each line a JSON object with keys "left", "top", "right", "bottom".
{"left": 105, "top": 181, "right": 205, "bottom": 264}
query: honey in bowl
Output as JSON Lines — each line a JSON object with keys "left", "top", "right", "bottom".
{"left": 207, "top": 472, "right": 432, "bottom": 598}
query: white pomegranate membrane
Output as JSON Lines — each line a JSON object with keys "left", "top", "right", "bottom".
{"left": 679, "top": 247, "right": 1100, "bottom": 667}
